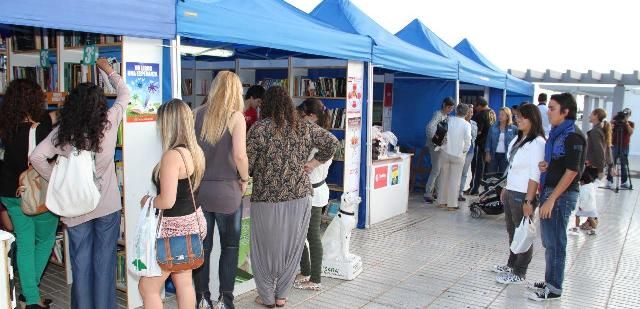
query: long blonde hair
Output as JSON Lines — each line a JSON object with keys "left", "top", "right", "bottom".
{"left": 499, "top": 107, "right": 513, "bottom": 126}
{"left": 200, "top": 71, "right": 244, "bottom": 144}
{"left": 155, "top": 99, "right": 206, "bottom": 189}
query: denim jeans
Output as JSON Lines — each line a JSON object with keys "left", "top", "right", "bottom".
{"left": 67, "top": 211, "right": 120, "bottom": 309}
{"left": 539, "top": 187, "right": 578, "bottom": 295}
{"left": 607, "top": 145, "right": 629, "bottom": 183}
{"left": 192, "top": 205, "right": 242, "bottom": 308}
{"left": 488, "top": 153, "right": 508, "bottom": 175}
{"left": 503, "top": 190, "right": 534, "bottom": 278}
{"left": 470, "top": 145, "right": 486, "bottom": 193}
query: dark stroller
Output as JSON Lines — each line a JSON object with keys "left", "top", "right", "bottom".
{"left": 469, "top": 173, "right": 506, "bottom": 218}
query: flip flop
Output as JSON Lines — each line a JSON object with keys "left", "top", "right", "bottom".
{"left": 276, "top": 298, "right": 288, "bottom": 307}
{"left": 255, "top": 296, "right": 275, "bottom": 308}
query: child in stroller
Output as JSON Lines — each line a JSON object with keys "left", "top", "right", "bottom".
{"left": 469, "top": 173, "right": 507, "bottom": 218}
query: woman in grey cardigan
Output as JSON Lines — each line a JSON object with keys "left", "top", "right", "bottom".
{"left": 586, "top": 108, "right": 613, "bottom": 178}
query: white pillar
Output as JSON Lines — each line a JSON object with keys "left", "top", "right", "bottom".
{"left": 582, "top": 95, "right": 593, "bottom": 132}
{"left": 593, "top": 97, "right": 601, "bottom": 109}
{"left": 613, "top": 84, "right": 625, "bottom": 114}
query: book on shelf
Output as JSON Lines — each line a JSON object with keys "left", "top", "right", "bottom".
{"left": 118, "top": 213, "right": 125, "bottom": 245}
{"left": 11, "top": 26, "right": 57, "bottom": 51}
{"left": 182, "top": 78, "right": 193, "bottom": 96}
{"left": 327, "top": 108, "right": 346, "bottom": 129}
{"left": 0, "top": 54, "right": 6, "bottom": 93}
{"left": 64, "top": 62, "right": 94, "bottom": 92}
{"left": 0, "top": 36, "right": 6, "bottom": 50}
{"left": 116, "top": 249, "right": 126, "bottom": 287}
{"left": 334, "top": 139, "right": 345, "bottom": 161}
{"left": 294, "top": 76, "right": 346, "bottom": 97}
{"left": 94, "top": 60, "right": 121, "bottom": 95}
{"left": 13, "top": 65, "right": 58, "bottom": 92}
{"left": 258, "top": 78, "right": 288, "bottom": 90}
{"left": 50, "top": 233, "right": 65, "bottom": 265}
{"left": 115, "top": 161, "right": 124, "bottom": 193}
{"left": 63, "top": 31, "right": 121, "bottom": 48}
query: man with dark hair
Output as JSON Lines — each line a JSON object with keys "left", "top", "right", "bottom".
{"left": 607, "top": 107, "right": 634, "bottom": 188}
{"left": 537, "top": 93, "right": 551, "bottom": 136}
{"left": 530, "top": 92, "right": 586, "bottom": 301}
{"left": 244, "top": 85, "right": 265, "bottom": 129}
{"left": 424, "top": 97, "right": 456, "bottom": 203}
{"left": 468, "top": 97, "right": 493, "bottom": 194}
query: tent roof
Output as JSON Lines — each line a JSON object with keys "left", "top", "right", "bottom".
{"left": 310, "top": 0, "right": 457, "bottom": 80}
{"left": 0, "top": 0, "right": 175, "bottom": 39}
{"left": 176, "top": 0, "right": 372, "bottom": 62}
{"left": 396, "top": 19, "right": 506, "bottom": 89}
{"left": 455, "top": 38, "right": 534, "bottom": 96}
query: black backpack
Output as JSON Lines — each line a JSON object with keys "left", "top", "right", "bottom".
{"left": 431, "top": 118, "right": 448, "bottom": 147}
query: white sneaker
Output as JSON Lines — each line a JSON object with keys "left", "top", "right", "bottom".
{"left": 528, "top": 287, "right": 561, "bottom": 301}
{"left": 496, "top": 272, "right": 525, "bottom": 285}
{"left": 606, "top": 181, "right": 613, "bottom": 188}
{"left": 621, "top": 181, "right": 631, "bottom": 188}
{"left": 527, "top": 280, "right": 546, "bottom": 291}
{"left": 491, "top": 264, "right": 512, "bottom": 273}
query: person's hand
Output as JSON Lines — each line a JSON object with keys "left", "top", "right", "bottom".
{"left": 140, "top": 195, "right": 150, "bottom": 208}
{"left": 96, "top": 58, "right": 114, "bottom": 75}
{"left": 523, "top": 202, "right": 533, "bottom": 217}
{"left": 304, "top": 159, "right": 321, "bottom": 173}
{"left": 538, "top": 161, "right": 548, "bottom": 173}
{"left": 539, "top": 198, "right": 555, "bottom": 219}
{"left": 239, "top": 180, "right": 248, "bottom": 194}
{"left": 485, "top": 152, "right": 491, "bottom": 163}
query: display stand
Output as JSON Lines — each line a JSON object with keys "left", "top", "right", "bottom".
{"left": 369, "top": 154, "right": 412, "bottom": 225}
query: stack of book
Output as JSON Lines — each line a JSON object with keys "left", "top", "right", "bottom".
{"left": 13, "top": 65, "right": 57, "bottom": 92}
{"left": 258, "top": 78, "right": 288, "bottom": 90}
{"left": 64, "top": 31, "right": 121, "bottom": 48}
{"left": 199, "top": 79, "right": 210, "bottom": 96}
{"left": 182, "top": 78, "right": 193, "bottom": 96}
{"left": 95, "top": 60, "right": 121, "bottom": 96}
{"left": 327, "top": 108, "right": 346, "bottom": 129}
{"left": 294, "top": 76, "right": 346, "bottom": 97}
{"left": 11, "top": 26, "right": 57, "bottom": 51}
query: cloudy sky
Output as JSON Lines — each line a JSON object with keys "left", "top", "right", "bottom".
{"left": 286, "top": 0, "right": 638, "bottom": 74}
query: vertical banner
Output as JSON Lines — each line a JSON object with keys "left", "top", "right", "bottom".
{"left": 382, "top": 74, "right": 394, "bottom": 131}
{"left": 126, "top": 62, "right": 161, "bottom": 122}
{"left": 344, "top": 61, "right": 364, "bottom": 195}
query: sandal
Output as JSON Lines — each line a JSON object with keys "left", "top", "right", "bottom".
{"left": 294, "top": 274, "right": 310, "bottom": 284}
{"left": 579, "top": 221, "right": 593, "bottom": 231}
{"left": 294, "top": 281, "right": 322, "bottom": 291}
{"left": 276, "top": 298, "right": 287, "bottom": 307}
{"left": 255, "top": 296, "right": 275, "bottom": 308}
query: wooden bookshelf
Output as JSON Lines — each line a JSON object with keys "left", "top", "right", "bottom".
{"left": 63, "top": 42, "right": 123, "bottom": 50}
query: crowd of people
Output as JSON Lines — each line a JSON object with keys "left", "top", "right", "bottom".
{"left": 424, "top": 91, "right": 633, "bottom": 301}
{"left": 0, "top": 60, "right": 338, "bottom": 309}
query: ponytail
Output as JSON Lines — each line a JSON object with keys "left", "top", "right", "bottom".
{"left": 300, "top": 98, "right": 330, "bottom": 129}
{"left": 603, "top": 120, "right": 612, "bottom": 146}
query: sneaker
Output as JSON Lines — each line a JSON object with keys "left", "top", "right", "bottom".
{"left": 213, "top": 300, "right": 225, "bottom": 309}
{"left": 621, "top": 181, "right": 631, "bottom": 189}
{"left": 606, "top": 181, "right": 613, "bottom": 188}
{"left": 496, "top": 272, "right": 525, "bottom": 285}
{"left": 528, "top": 287, "right": 561, "bottom": 301}
{"left": 458, "top": 196, "right": 466, "bottom": 202}
{"left": 492, "top": 265, "right": 512, "bottom": 273}
{"left": 587, "top": 229, "right": 597, "bottom": 236}
{"left": 197, "top": 297, "right": 214, "bottom": 309}
{"left": 527, "top": 281, "right": 546, "bottom": 290}
{"left": 424, "top": 196, "right": 435, "bottom": 204}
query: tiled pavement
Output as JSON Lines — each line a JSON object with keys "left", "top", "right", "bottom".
{"left": 36, "top": 159, "right": 640, "bottom": 308}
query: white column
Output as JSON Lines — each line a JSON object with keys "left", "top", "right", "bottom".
{"left": 582, "top": 95, "right": 593, "bottom": 132}
{"left": 593, "top": 97, "right": 601, "bottom": 109}
{"left": 613, "top": 84, "right": 625, "bottom": 114}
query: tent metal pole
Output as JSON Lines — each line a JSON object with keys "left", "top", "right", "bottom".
{"left": 366, "top": 62, "right": 374, "bottom": 228}
{"left": 171, "top": 35, "right": 182, "bottom": 99}
{"left": 455, "top": 80, "right": 460, "bottom": 104}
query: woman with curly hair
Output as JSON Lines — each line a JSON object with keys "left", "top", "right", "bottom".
{"left": 0, "top": 79, "right": 58, "bottom": 309}
{"left": 30, "top": 58, "right": 129, "bottom": 309}
{"left": 247, "top": 86, "right": 338, "bottom": 307}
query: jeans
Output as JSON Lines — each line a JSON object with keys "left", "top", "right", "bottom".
{"left": 488, "top": 153, "right": 508, "bottom": 175}
{"left": 470, "top": 145, "right": 486, "bottom": 193}
{"left": 192, "top": 205, "right": 242, "bottom": 308}
{"left": 0, "top": 197, "right": 59, "bottom": 305}
{"left": 503, "top": 190, "right": 534, "bottom": 278}
{"left": 607, "top": 145, "right": 629, "bottom": 183}
{"left": 67, "top": 211, "right": 120, "bottom": 309}
{"left": 424, "top": 144, "right": 442, "bottom": 198}
{"left": 300, "top": 207, "right": 323, "bottom": 283}
{"left": 460, "top": 151, "right": 474, "bottom": 195}
{"left": 539, "top": 187, "right": 578, "bottom": 295}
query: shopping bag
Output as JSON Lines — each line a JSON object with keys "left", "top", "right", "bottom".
{"left": 510, "top": 217, "right": 536, "bottom": 254}
{"left": 128, "top": 197, "right": 162, "bottom": 277}
{"left": 576, "top": 183, "right": 597, "bottom": 217}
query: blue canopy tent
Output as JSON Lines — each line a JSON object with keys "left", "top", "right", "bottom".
{"left": 311, "top": 0, "right": 460, "bottom": 227}
{"left": 454, "top": 38, "right": 534, "bottom": 109}
{"left": 396, "top": 19, "right": 506, "bottom": 90}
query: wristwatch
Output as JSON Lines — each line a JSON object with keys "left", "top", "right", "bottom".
{"left": 240, "top": 178, "right": 249, "bottom": 183}
{"left": 524, "top": 199, "right": 533, "bottom": 205}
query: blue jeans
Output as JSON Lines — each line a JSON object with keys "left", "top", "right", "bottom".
{"left": 607, "top": 145, "right": 629, "bottom": 183}
{"left": 539, "top": 187, "right": 578, "bottom": 295}
{"left": 488, "top": 152, "right": 508, "bottom": 175}
{"left": 67, "top": 211, "right": 121, "bottom": 309}
{"left": 192, "top": 205, "right": 242, "bottom": 308}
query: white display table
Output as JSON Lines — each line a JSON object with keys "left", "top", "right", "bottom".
{"left": 369, "top": 153, "right": 412, "bottom": 225}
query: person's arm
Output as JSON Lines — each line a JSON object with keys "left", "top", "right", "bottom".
{"left": 626, "top": 121, "right": 634, "bottom": 135}
{"left": 305, "top": 123, "right": 339, "bottom": 172}
{"left": 426, "top": 112, "right": 439, "bottom": 139}
{"left": 229, "top": 112, "right": 250, "bottom": 192}
{"left": 539, "top": 135, "right": 584, "bottom": 219}
{"left": 29, "top": 128, "right": 61, "bottom": 181}
{"left": 152, "top": 150, "right": 182, "bottom": 210}
{"left": 463, "top": 121, "right": 471, "bottom": 154}
{"left": 246, "top": 123, "right": 263, "bottom": 177}
{"left": 524, "top": 140, "right": 544, "bottom": 217}
{"left": 97, "top": 58, "right": 130, "bottom": 114}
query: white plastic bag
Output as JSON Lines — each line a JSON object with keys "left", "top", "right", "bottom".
{"left": 128, "top": 197, "right": 162, "bottom": 277}
{"left": 576, "top": 183, "right": 597, "bottom": 217}
{"left": 510, "top": 217, "right": 536, "bottom": 254}
{"left": 46, "top": 148, "right": 101, "bottom": 217}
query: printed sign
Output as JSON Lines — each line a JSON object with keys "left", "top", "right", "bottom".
{"left": 346, "top": 76, "right": 363, "bottom": 114}
{"left": 374, "top": 166, "right": 388, "bottom": 189}
{"left": 390, "top": 164, "right": 400, "bottom": 186}
{"left": 82, "top": 44, "right": 97, "bottom": 65}
{"left": 125, "top": 62, "right": 161, "bottom": 122}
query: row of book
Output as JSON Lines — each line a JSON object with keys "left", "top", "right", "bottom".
{"left": 258, "top": 78, "right": 288, "bottom": 90}
{"left": 0, "top": 55, "right": 6, "bottom": 93}
{"left": 64, "top": 31, "right": 122, "bottom": 48}
{"left": 182, "top": 78, "right": 193, "bottom": 96}
{"left": 12, "top": 26, "right": 57, "bottom": 51}
{"left": 63, "top": 61, "right": 121, "bottom": 95}
{"left": 294, "top": 76, "right": 347, "bottom": 98}
{"left": 50, "top": 233, "right": 65, "bottom": 265}
{"left": 116, "top": 249, "right": 126, "bottom": 289}
{"left": 328, "top": 108, "right": 346, "bottom": 130}
{"left": 198, "top": 79, "right": 210, "bottom": 96}
{"left": 13, "top": 65, "right": 58, "bottom": 92}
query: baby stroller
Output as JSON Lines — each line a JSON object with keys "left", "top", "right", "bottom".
{"left": 469, "top": 173, "right": 506, "bottom": 218}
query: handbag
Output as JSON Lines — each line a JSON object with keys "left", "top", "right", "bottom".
{"left": 155, "top": 149, "right": 204, "bottom": 272}
{"left": 16, "top": 123, "right": 49, "bottom": 215}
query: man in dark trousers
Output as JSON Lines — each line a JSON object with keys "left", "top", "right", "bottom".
{"left": 467, "top": 97, "right": 493, "bottom": 194}
{"left": 529, "top": 93, "right": 586, "bottom": 301}
{"left": 606, "top": 108, "right": 634, "bottom": 188}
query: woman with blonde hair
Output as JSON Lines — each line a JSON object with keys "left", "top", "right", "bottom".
{"left": 192, "top": 71, "right": 250, "bottom": 309}
{"left": 138, "top": 99, "right": 206, "bottom": 308}
{"left": 485, "top": 107, "right": 517, "bottom": 175}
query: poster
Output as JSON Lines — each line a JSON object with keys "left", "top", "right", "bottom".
{"left": 346, "top": 76, "right": 363, "bottom": 115}
{"left": 383, "top": 83, "right": 393, "bottom": 107}
{"left": 344, "top": 116, "right": 362, "bottom": 193}
{"left": 390, "top": 164, "right": 400, "bottom": 186}
{"left": 125, "top": 62, "right": 161, "bottom": 122}
{"left": 374, "top": 166, "right": 388, "bottom": 189}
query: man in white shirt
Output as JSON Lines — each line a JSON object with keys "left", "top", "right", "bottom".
{"left": 424, "top": 97, "right": 455, "bottom": 203}
{"left": 437, "top": 103, "right": 472, "bottom": 210}
{"left": 537, "top": 93, "right": 551, "bottom": 136}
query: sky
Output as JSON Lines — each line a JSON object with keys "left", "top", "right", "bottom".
{"left": 285, "top": 0, "right": 638, "bottom": 74}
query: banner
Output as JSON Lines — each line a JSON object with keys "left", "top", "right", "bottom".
{"left": 125, "top": 62, "right": 161, "bottom": 122}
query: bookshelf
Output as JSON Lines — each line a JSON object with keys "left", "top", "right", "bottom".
{"left": 0, "top": 36, "right": 6, "bottom": 94}
{"left": 180, "top": 58, "right": 235, "bottom": 108}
